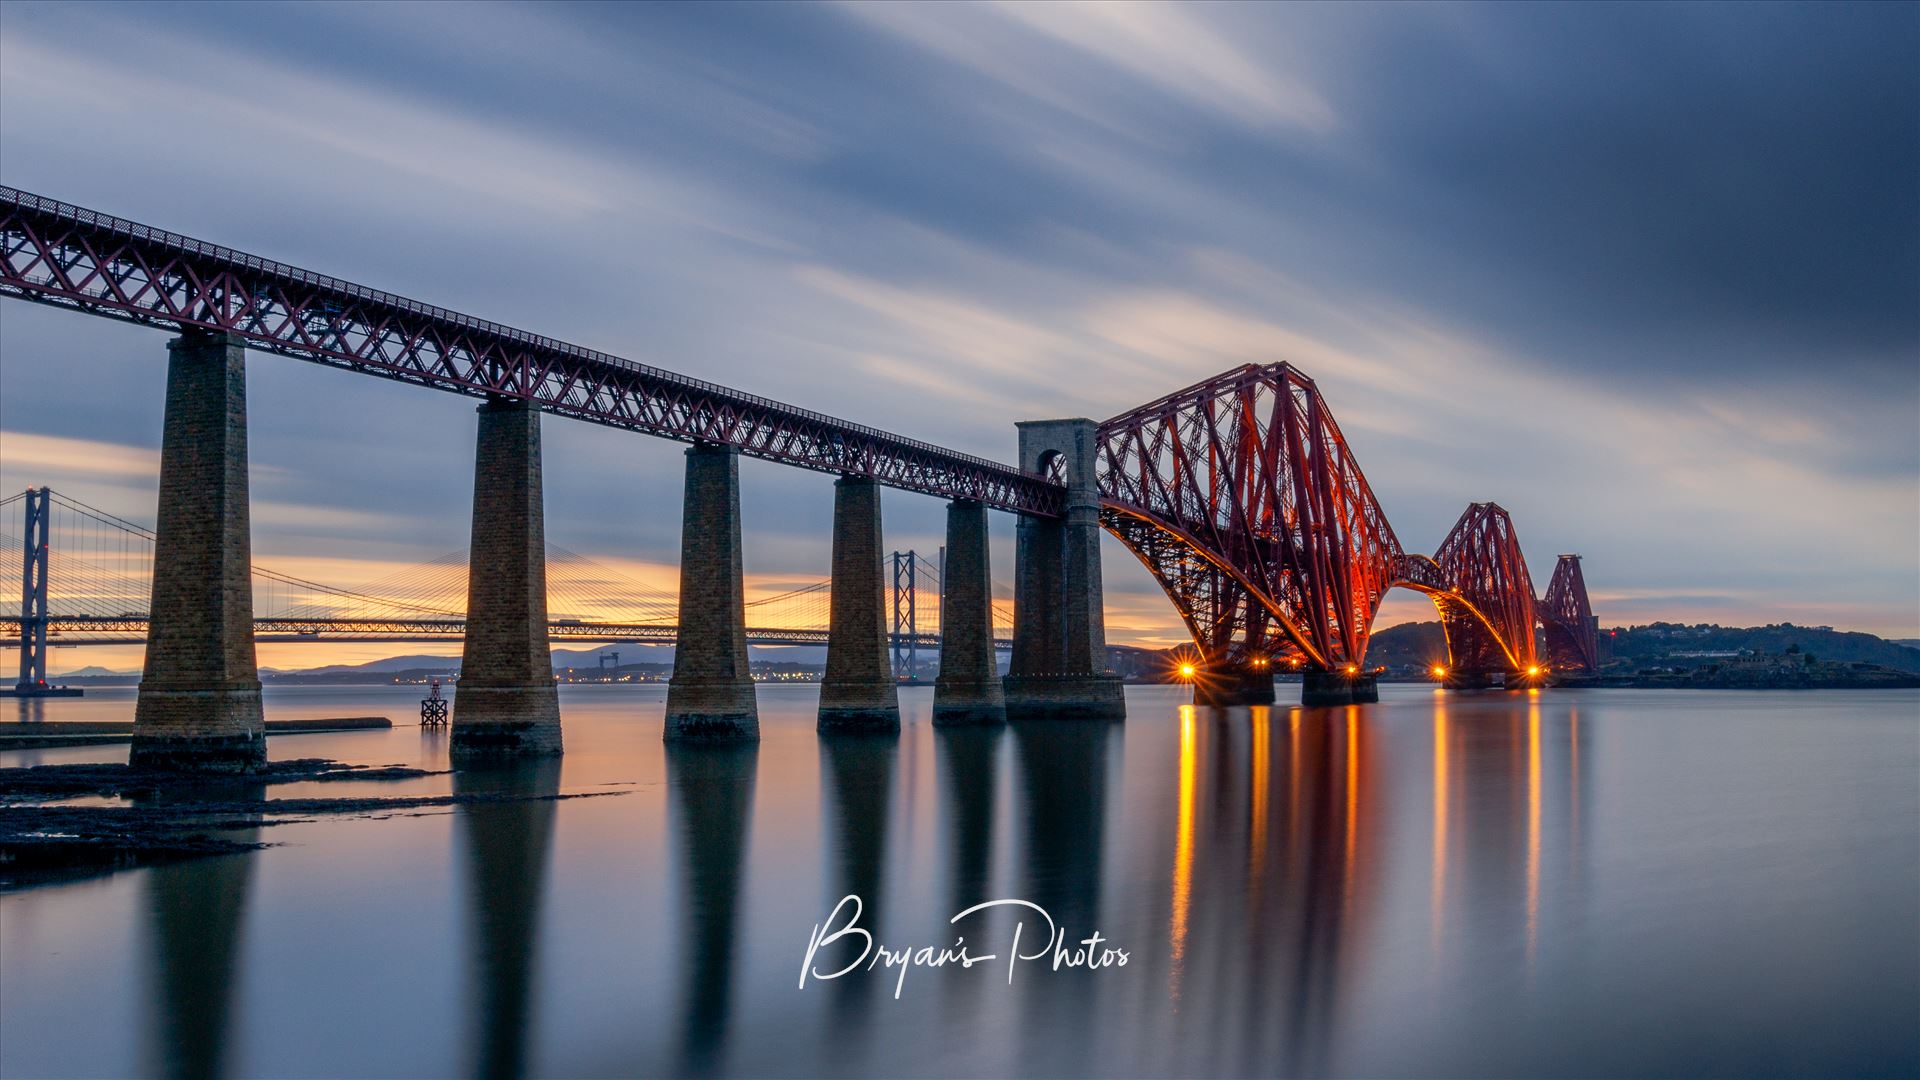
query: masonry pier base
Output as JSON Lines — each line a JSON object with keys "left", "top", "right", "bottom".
{"left": 1300, "top": 671, "right": 1379, "bottom": 706}
{"left": 1193, "top": 664, "right": 1276, "bottom": 707}
{"left": 1004, "top": 675, "right": 1126, "bottom": 720}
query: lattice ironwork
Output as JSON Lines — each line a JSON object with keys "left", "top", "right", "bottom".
{"left": 1540, "top": 554, "right": 1599, "bottom": 673}
{"left": 1096, "top": 363, "right": 1399, "bottom": 671}
{"left": 0, "top": 187, "right": 1063, "bottom": 515}
{"left": 1418, "top": 503, "right": 1540, "bottom": 673}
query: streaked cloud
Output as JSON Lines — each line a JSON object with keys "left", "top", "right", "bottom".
{"left": 0, "top": 431, "right": 156, "bottom": 480}
{"left": 0, "top": 0, "right": 1912, "bottom": 648}
{"left": 991, "top": 1, "right": 1336, "bottom": 131}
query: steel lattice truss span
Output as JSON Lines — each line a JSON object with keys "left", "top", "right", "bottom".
{"left": 1096, "top": 364, "right": 1398, "bottom": 670}
{"left": 1094, "top": 365, "right": 1594, "bottom": 675}
{"left": 1404, "top": 503, "right": 1540, "bottom": 673}
{"left": 0, "top": 187, "right": 1062, "bottom": 516}
{"left": 1540, "top": 555, "right": 1600, "bottom": 673}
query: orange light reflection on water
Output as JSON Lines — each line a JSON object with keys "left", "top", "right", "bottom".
{"left": 1432, "top": 694, "right": 1449, "bottom": 955}
{"left": 1169, "top": 705, "right": 1197, "bottom": 1002}
{"left": 1250, "top": 706, "right": 1270, "bottom": 889}
{"left": 1527, "top": 695, "right": 1542, "bottom": 965}
{"left": 1344, "top": 706, "right": 1359, "bottom": 911}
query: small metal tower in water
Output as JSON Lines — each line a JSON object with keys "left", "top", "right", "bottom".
{"left": 890, "top": 550, "right": 917, "bottom": 680}
{"left": 15, "top": 487, "right": 50, "bottom": 691}
{"left": 420, "top": 678, "right": 449, "bottom": 725}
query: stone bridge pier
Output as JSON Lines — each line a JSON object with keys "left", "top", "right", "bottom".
{"left": 1004, "top": 419, "right": 1125, "bottom": 720}
{"left": 932, "top": 499, "right": 1004, "bottom": 725}
{"left": 451, "top": 397, "right": 562, "bottom": 758}
{"left": 131, "top": 331, "right": 265, "bottom": 771}
{"left": 817, "top": 476, "right": 900, "bottom": 734}
{"left": 664, "top": 444, "right": 760, "bottom": 742}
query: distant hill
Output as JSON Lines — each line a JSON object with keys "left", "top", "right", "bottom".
{"left": 1607, "top": 622, "right": 1920, "bottom": 673}
{"left": 1367, "top": 622, "right": 1451, "bottom": 671}
{"left": 283, "top": 654, "right": 461, "bottom": 676}
{"left": 257, "top": 643, "right": 811, "bottom": 683}
{"left": 1369, "top": 620, "right": 1920, "bottom": 675}
{"left": 50, "top": 664, "right": 141, "bottom": 678}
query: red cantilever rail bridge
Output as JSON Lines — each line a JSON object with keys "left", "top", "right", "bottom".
{"left": 1095, "top": 364, "right": 1599, "bottom": 677}
{"left": 0, "top": 187, "right": 1595, "bottom": 678}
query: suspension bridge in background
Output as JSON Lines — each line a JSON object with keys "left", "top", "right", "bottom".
{"left": 2, "top": 487, "right": 1013, "bottom": 687}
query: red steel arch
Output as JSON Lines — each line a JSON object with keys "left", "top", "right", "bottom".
{"left": 1095, "top": 364, "right": 1400, "bottom": 671}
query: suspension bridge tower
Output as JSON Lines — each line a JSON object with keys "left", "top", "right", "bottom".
{"left": 8, "top": 487, "right": 76, "bottom": 696}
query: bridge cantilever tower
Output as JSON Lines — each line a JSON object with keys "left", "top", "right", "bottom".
{"left": 1093, "top": 365, "right": 1596, "bottom": 704}
{"left": 1539, "top": 554, "right": 1600, "bottom": 674}
{"left": 1393, "top": 502, "right": 1543, "bottom": 688}
{"left": 1095, "top": 364, "right": 1399, "bottom": 705}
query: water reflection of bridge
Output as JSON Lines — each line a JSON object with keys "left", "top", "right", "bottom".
{"left": 129, "top": 697, "right": 1591, "bottom": 1075}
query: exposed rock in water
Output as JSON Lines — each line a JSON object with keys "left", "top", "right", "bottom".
{"left": 0, "top": 758, "right": 440, "bottom": 800}
{"left": 0, "top": 757, "right": 628, "bottom": 891}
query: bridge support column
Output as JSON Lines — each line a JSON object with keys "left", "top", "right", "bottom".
{"left": 453, "top": 398, "right": 562, "bottom": 759}
{"left": 1003, "top": 419, "right": 1125, "bottom": 720}
{"left": 819, "top": 476, "right": 900, "bottom": 734}
{"left": 1194, "top": 662, "right": 1276, "bottom": 707}
{"left": 1352, "top": 675, "right": 1379, "bottom": 703}
{"left": 1301, "top": 670, "right": 1377, "bottom": 706}
{"left": 1301, "top": 671, "right": 1352, "bottom": 707}
{"left": 665, "top": 444, "right": 759, "bottom": 742}
{"left": 933, "top": 499, "right": 1005, "bottom": 726}
{"left": 132, "top": 331, "right": 265, "bottom": 772}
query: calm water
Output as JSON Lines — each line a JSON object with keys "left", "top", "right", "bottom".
{"left": 2, "top": 685, "right": 1915, "bottom": 1078}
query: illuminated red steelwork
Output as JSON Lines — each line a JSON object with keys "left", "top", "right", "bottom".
{"left": 1397, "top": 503, "right": 1540, "bottom": 674}
{"left": 1540, "top": 554, "right": 1600, "bottom": 673}
{"left": 1094, "top": 364, "right": 1579, "bottom": 679}
{"left": 1095, "top": 364, "right": 1399, "bottom": 671}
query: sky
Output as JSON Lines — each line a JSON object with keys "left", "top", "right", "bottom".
{"left": 0, "top": 0, "right": 1915, "bottom": 673}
